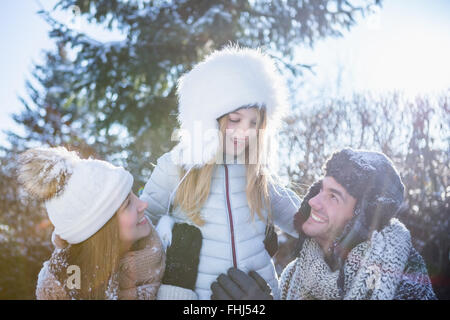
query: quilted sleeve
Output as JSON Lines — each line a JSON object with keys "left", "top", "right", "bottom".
{"left": 269, "top": 183, "right": 301, "bottom": 238}
{"left": 140, "top": 152, "right": 180, "bottom": 225}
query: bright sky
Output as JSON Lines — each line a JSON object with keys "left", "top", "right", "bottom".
{"left": 1, "top": 1, "right": 56, "bottom": 145}
{"left": 1, "top": 0, "right": 450, "bottom": 147}
{"left": 294, "top": 0, "right": 450, "bottom": 102}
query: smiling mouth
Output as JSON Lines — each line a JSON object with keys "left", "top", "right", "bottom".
{"left": 310, "top": 212, "right": 327, "bottom": 223}
{"left": 137, "top": 216, "right": 148, "bottom": 226}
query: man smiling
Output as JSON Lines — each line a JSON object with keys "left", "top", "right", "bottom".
{"left": 301, "top": 175, "right": 357, "bottom": 254}
{"left": 211, "top": 148, "right": 437, "bottom": 300}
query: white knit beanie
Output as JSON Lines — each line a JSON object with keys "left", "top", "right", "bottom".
{"left": 17, "top": 147, "right": 133, "bottom": 244}
{"left": 173, "top": 45, "right": 289, "bottom": 169}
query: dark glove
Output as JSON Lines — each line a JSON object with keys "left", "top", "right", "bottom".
{"left": 210, "top": 268, "right": 273, "bottom": 300}
{"left": 293, "top": 180, "right": 322, "bottom": 255}
{"left": 161, "top": 223, "right": 202, "bottom": 290}
{"left": 263, "top": 224, "right": 278, "bottom": 257}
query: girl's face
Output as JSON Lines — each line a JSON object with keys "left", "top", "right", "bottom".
{"left": 224, "top": 107, "right": 259, "bottom": 157}
{"left": 117, "top": 192, "right": 150, "bottom": 246}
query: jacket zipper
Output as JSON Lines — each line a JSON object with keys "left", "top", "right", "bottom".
{"left": 224, "top": 164, "right": 237, "bottom": 268}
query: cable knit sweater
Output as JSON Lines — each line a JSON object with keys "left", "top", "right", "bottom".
{"left": 36, "top": 224, "right": 165, "bottom": 300}
{"left": 279, "top": 218, "right": 437, "bottom": 300}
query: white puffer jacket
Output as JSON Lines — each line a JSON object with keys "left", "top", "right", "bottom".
{"left": 140, "top": 152, "right": 300, "bottom": 300}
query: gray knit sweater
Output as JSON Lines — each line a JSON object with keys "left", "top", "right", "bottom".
{"left": 279, "top": 218, "right": 437, "bottom": 300}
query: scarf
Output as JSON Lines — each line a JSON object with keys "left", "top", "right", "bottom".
{"left": 280, "top": 218, "right": 435, "bottom": 300}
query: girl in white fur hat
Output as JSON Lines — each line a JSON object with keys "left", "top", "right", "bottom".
{"left": 17, "top": 147, "right": 166, "bottom": 300}
{"left": 140, "top": 46, "right": 301, "bottom": 300}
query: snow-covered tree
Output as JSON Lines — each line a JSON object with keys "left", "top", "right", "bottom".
{"left": 36, "top": 0, "right": 382, "bottom": 185}
{"left": 1, "top": 0, "right": 382, "bottom": 298}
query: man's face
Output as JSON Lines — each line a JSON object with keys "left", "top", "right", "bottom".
{"left": 302, "top": 176, "right": 357, "bottom": 247}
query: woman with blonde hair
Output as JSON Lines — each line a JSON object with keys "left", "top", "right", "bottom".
{"left": 17, "top": 147, "right": 166, "bottom": 299}
{"left": 140, "top": 46, "right": 301, "bottom": 300}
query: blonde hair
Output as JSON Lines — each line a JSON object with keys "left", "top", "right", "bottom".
{"left": 48, "top": 211, "right": 122, "bottom": 300}
{"left": 174, "top": 107, "right": 272, "bottom": 226}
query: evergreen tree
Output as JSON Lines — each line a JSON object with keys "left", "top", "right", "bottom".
{"left": 1, "top": 0, "right": 382, "bottom": 298}
{"left": 37, "top": 0, "right": 382, "bottom": 186}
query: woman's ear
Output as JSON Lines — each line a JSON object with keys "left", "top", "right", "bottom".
{"left": 52, "top": 230, "right": 69, "bottom": 249}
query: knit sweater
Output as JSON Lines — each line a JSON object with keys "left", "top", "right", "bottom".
{"left": 279, "top": 218, "right": 437, "bottom": 300}
{"left": 36, "top": 224, "right": 165, "bottom": 300}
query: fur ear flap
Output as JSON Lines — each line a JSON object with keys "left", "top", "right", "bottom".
{"left": 294, "top": 180, "right": 322, "bottom": 234}
{"left": 17, "top": 147, "right": 79, "bottom": 201}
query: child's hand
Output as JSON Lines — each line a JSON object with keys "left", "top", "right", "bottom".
{"left": 155, "top": 215, "right": 175, "bottom": 251}
{"left": 162, "top": 223, "right": 202, "bottom": 291}
{"left": 210, "top": 268, "right": 273, "bottom": 300}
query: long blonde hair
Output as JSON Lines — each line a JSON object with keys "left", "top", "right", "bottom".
{"left": 50, "top": 213, "right": 122, "bottom": 300}
{"left": 173, "top": 107, "right": 272, "bottom": 226}
{"left": 17, "top": 147, "right": 124, "bottom": 299}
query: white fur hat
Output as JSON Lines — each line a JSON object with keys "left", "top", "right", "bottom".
{"left": 17, "top": 147, "right": 133, "bottom": 244}
{"left": 173, "top": 46, "right": 289, "bottom": 168}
